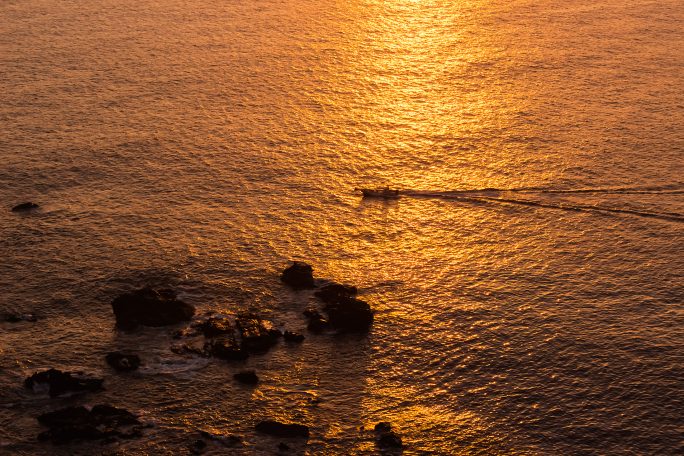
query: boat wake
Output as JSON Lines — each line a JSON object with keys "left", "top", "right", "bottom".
{"left": 398, "top": 186, "right": 684, "bottom": 223}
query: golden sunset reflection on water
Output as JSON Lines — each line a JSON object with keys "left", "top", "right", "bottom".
{"left": 1, "top": 0, "right": 683, "bottom": 453}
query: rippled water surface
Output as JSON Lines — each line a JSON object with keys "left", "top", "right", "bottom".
{"left": 1, "top": 0, "right": 683, "bottom": 454}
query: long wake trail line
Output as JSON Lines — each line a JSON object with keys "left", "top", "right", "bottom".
{"left": 400, "top": 191, "right": 684, "bottom": 223}
{"left": 404, "top": 185, "right": 684, "bottom": 196}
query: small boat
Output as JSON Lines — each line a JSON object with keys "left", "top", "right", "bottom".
{"left": 357, "top": 187, "right": 400, "bottom": 199}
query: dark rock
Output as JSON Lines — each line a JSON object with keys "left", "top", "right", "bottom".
{"left": 280, "top": 261, "right": 315, "bottom": 289}
{"left": 314, "top": 283, "right": 358, "bottom": 303}
{"left": 233, "top": 370, "right": 259, "bottom": 385}
{"left": 190, "top": 439, "right": 207, "bottom": 454}
{"left": 11, "top": 202, "right": 39, "bottom": 212}
{"left": 196, "top": 316, "right": 234, "bottom": 338}
{"left": 105, "top": 352, "right": 141, "bottom": 372}
{"left": 255, "top": 420, "right": 309, "bottom": 439}
{"left": 205, "top": 335, "right": 248, "bottom": 360}
{"left": 378, "top": 432, "right": 404, "bottom": 449}
{"left": 305, "top": 311, "right": 329, "bottom": 333}
{"left": 303, "top": 307, "right": 319, "bottom": 318}
{"left": 374, "top": 422, "right": 403, "bottom": 449}
{"left": 283, "top": 330, "right": 305, "bottom": 342}
{"left": 278, "top": 442, "right": 290, "bottom": 451}
{"left": 236, "top": 313, "right": 281, "bottom": 352}
{"left": 3, "top": 312, "right": 39, "bottom": 323}
{"left": 374, "top": 422, "right": 392, "bottom": 433}
{"left": 111, "top": 287, "right": 195, "bottom": 329}
{"left": 323, "top": 297, "right": 373, "bottom": 332}
{"left": 24, "top": 369, "right": 103, "bottom": 397}
{"left": 37, "top": 404, "right": 142, "bottom": 444}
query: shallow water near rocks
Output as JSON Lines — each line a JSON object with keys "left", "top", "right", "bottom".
{"left": 1, "top": 0, "right": 683, "bottom": 454}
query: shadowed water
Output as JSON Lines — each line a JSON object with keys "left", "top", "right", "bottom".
{"left": 1, "top": 0, "right": 683, "bottom": 454}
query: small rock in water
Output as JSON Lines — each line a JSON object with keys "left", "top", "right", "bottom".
{"left": 189, "top": 438, "right": 207, "bottom": 454}
{"left": 24, "top": 368, "right": 104, "bottom": 397}
{"left": 233, "top": 369, "right": 259, "bottom": 385}
{"left": 37, "top": 404, "right": 142, "bottom": 444}
{"left": 3, "top": 312, "right": 39, "bottom": 323}
{"left": 281, "top": 261, "right": 315, "bottom": 289}
{"left": 205, "top": 334, "right": 248, "bottom": 360}
{"left": 106, "top": 351, "right": 141, "bottom": 372}
{"left": 374, "top": 422, "right": 404, "bottom": 449}
{"left": 283, "top": 330, "right": 305, "bottom": 342}
{"left": 236, "top": 313, "right": 281, "bottom": 352}
{"left": 111, "top": 287, "right": 195, "bottom": 329}
{"left": 255, "top": 420, "right": 310, "bottom": 438}
{"left": 304, "top": 309, "right": 329, "bottom": 333}
{"left": 11, "top": 202, "right": 39, "bottom": 212}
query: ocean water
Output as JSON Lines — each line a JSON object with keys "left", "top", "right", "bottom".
{"left": 1, "top": 0, "right": 683, "bottom": 454}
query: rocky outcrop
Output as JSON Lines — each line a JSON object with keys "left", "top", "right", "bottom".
{"left": 11, "top": 202, "right": 39, "bottom": 212}
{"left": 255, "top": 420, "right": 310, "bottom": 438}
{"left": 37, "top": 405, "right": 142, "bottom": 444}
{"left": 233, "top": 370, "right": 259, "bottom": 385}
{"left": 280, "top": 262, "right": 315, "bottom": 289}
{"left": 105, "top": 352, "right": 141, "bottom": 372}
{"left": 24, "top": 369, "right": 103, "bottom": 397}
{"left": 283, "top": 330, "right": 305, "bottom": 342}
{"left": 323, "top": 297, "right": 373, "bottom": 332}
{"left": 111, "top": 287, "right": 195, "bottom": 329}
{"left": 374, "top": 422, "right": 403, "bottom": 449}
{"left": 236, "top": 313, "right": 281, "bottom": 352}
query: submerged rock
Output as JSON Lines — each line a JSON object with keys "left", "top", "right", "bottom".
{"left": 374, "top": 422, "right": 403, "bottom": 449}
{"left": 255, "top": 420, "right": 309, "bottom": 439}
{"left": 205, "top": 334, "right": 248, "bottom": 360}
{"left": 111, "top": 287, "right": 195, "bottom": 329}
{"left": 233, "top": 370, "right": 259, "bottom": 385}
{"left": 280, "top": 261, "right": 315, "bottom": 289}
{"left": 37, "top": 404, "right": 142, "bottom": 444}
{"left": 105, "top": 352, "right": 141, "bottom": 372}
{"left": 24, "top": 369, "right": 103, "bottom": 398}
{"left": 303, "top": 307, "right": 329, "bottom": 333}
{"left": 198, "top": 430, "right": 243, "bottom": 447}
{"left": 314, "top": 283, "right": 358, "bottom": 303}
{"left": 11, "top": 202, "right": 39, "bottom": 212}
{"left": 283, "top": 330, "right": 305, "bottom": 342}
{"left": 323, "top": 297, "right": 373, "bottom": 332}
{"left": 236, "top": 313, "right": 281, "bottom": 352}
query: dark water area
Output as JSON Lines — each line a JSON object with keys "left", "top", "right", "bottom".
{"left": 1, "top": 0, "right": 683, "bottom": 454}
